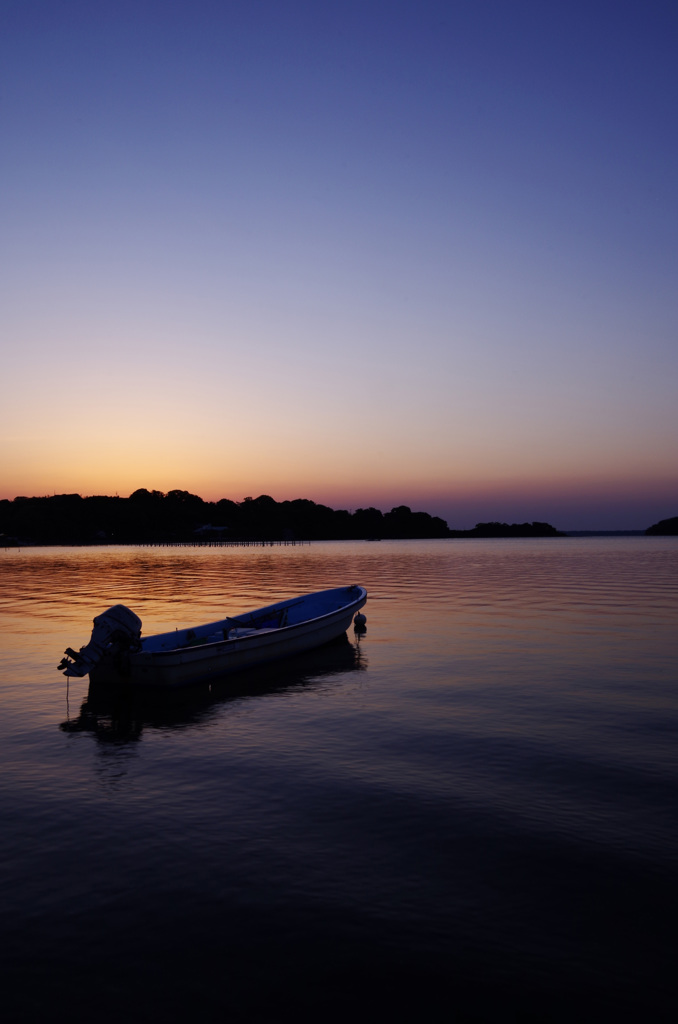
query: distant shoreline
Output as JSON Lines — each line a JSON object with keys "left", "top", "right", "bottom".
{"left": 0, "top": 490, "right": 559, "bottom": 544}
{"left": 1, "top": 491, "right": 675, "bottom": 544}
{"left": 560, "top": 530, "right": 646, "bottom": 537}
{"left": 2, "top": 532, "right": 667, "bottom": 550}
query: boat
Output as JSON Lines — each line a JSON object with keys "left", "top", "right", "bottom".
{"left": 58, "top": 585, "right": 367, "bottom": 688}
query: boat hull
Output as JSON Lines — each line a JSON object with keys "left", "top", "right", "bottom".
{"left": 90, "top": 586, "right": 366, "bottom": 687}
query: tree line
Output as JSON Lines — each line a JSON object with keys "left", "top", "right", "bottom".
{"left": 0, "top": 490, "right": 450, "bottom": 544}
{"left": 0, "top": 490, "right": 570, "bottom": 545}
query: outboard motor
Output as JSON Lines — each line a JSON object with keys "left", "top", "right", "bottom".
{"left": 58, "top": 604, "right": 142, "bottom": 677}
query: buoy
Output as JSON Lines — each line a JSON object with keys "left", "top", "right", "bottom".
{"left": 353, "top": 612, "right": 367, "bottom": 632}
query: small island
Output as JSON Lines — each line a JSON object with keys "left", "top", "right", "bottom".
{"left": 645, "top": 516, "right": 678, "bottom": 536}
{"left": 448, "top": 521, "right": 565, "bottom": 538}
{"left": 0, "top": 490, "right": 567, "bottom": 545}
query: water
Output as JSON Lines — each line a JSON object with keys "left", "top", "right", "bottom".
{"left": 1, "top": 539, "right": 677, "bottom": 1022}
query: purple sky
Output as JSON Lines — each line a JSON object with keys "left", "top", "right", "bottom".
{"left": 1, "top": 1, "right": 677, "bottom": 529}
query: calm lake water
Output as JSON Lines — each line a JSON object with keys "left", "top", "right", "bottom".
{"left": 1, "top": 539, "right": 677, "bottom": 1022}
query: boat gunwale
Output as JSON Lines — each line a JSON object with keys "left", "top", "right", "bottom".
{"left": 136, "top": 586, "right": 367, "bottom": 662}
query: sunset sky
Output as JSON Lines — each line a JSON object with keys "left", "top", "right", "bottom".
{"left": 1, "top": 0, "right": 677, "bottom": 529}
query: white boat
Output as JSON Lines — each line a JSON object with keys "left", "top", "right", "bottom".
{"left": 58, "top": 585, "right": 367, "bottom": 687}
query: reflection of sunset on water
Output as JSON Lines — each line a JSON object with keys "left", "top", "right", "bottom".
{"left": 1, "top": 538, "right": 677, "bottom": 1020}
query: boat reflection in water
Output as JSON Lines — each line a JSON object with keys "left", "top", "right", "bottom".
{"left": 60, "top": 632, "right": 366, "bottom": 744}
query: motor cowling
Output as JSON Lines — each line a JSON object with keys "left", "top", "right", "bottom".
{"left": 58, "top": 604, "right": 142, "bottom": 677}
